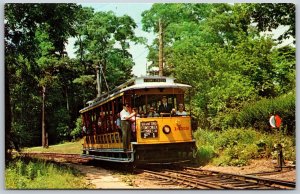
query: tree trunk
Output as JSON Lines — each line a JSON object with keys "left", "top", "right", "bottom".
{"left": 96, "top": 65, "right": 101, "bottom": 97}
{"left": 42, "top": 85, "right": 48, "bottom": 148}
{"left": 66, "top": 86, "right": 69, "bottom": 111}
{"left": 158, "top": 18, "right": 164, "bottom": 77}
{"left": 5, "top": 63, "right": 12, "bottom": 164}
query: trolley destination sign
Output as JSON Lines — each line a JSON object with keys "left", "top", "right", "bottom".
{"left": 143, "top": 78, "right": 166, "bottom": 83}
{"left": 140, "top": 121, "right": 158, "bottom": 138}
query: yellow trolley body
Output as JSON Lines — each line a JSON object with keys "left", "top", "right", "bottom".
{"left": 80, "top": 76, "right": 196, "bottom": 164}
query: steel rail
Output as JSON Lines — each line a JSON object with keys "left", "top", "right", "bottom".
{"left": 140, "top": 167, "right": 295, "bottom": 189}
{"left": 183, "top": 167, "right": 296, "bottom": 189}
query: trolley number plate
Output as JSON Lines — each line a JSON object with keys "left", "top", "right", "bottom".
{"left": 140, "top": 121, "right": 158, "bottom": 138}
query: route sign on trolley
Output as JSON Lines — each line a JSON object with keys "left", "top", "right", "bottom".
{"left": 269, "top": 114, "right": 282, "bottom": 128}
{"left": 140, "top": 121, "right": 158, "bottom": 138}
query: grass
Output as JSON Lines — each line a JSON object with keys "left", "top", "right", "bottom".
{"left": 22, "top": 139, "right": 84, "bottom": 154}
{"left": 5, "top": 157, "right": 92, "bottom": 189}
{"left": 193, "top": 128, "right": 296, "bottom": 166}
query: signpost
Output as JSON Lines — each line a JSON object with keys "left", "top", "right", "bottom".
{"left": 269, "top": 114, "right": 282, "bottom": 128}
{"left": 269, "top": 114, "right": 284, "bottom": 170}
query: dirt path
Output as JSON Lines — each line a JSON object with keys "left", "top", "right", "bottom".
{"left": 68, "top": 163, "right": 182, "bottom": 189}
{"left": 68, "top": 163, "right": 134, "bottom": 189}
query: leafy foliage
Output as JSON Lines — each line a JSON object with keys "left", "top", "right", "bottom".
{"left": 5, "top": 4, "right": 141, "bottom": 151}
{"left": 247, "top": 3, "right": 295, "bottom": 43}
{"left": 193, "top": 128, "right": 295, "bottom": 166}
{"left": 71, "top": 117, "right": 83, "bottom": 140}
{"left": 142, "top": 3, "right": 295, "bottom": 130}
{"left": 5, "top": 3, "right": 295, "bottom": 165}
{"left": 237, "top": 91, "right": 295, "bottom": 133}
{"left": 5, "top": 157, "right": 90, "bottom": 189}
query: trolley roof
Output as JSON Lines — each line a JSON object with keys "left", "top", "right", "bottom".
{"left": 79, "top": 76, "right": 191, "bottom": 113}
{"left": 120, "top": 77, "right": 191, "bottom": 92}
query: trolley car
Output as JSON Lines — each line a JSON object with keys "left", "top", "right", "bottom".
{"left": 80, "top": 76, "right": 196, "bottom": 164}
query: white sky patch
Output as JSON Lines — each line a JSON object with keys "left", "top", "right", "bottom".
{"left": 260, "top": 25, "right": 294, "bottom": 48}
{"left": 66, "top": 37, "right": 77, "bottom": 59}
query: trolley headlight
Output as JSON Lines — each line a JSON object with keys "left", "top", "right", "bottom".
{"left": 163, "top": 125, "right": 171, "bottom": 134}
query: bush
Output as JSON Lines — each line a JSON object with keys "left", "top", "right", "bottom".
{"left": 195, "top": 145, "right": 216, "bottom": 165}
{"left": 237, "top": 92, "right": 295, "bottom": 133}
{"left": 193, "top": 129, "right": 218, "bottom": 165}
{"left": 70, "top": 117, "right": 83, "bottom": 140}
{"left": 194, "top": 127, "right": 295, "bottom": 166}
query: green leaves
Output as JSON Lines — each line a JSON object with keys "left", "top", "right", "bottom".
{"left": 237, "top": 91, "right": 295, "bottom": 132}
{"left": 248, "top": 3, "right": 295, "bottom": 43}
{"left": 141, "top": 3, "right": 295, "bottom": 130}
{"left": 73, "top": 8, "right": 140, "bottom": 94}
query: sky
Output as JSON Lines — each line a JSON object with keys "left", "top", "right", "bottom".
{"left": 66, "top": 3, "right": 156, "bottom": 77}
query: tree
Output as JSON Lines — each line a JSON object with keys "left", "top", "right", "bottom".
{"left": 5, "top": 4, "right": 142, "bottom": 154}
{"left": 142, "top": 3, "right": 295, "bottom": 129}
{"left": 5, "top": 3, "right": 81, "bottom": 150}
{"left": 247, "top": 3, "right": 295, "bottom": 43}
{"left": 74, "top": 10, "right": 142, "bottom": 95}
{"left": 141, "top": 3, "right": 222, "bottom": 75}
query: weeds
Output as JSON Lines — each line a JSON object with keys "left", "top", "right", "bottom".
{"left": 5, "top": 157, "right": 90, "bottom": 189}
{"left": 193, "top": 127, "right": 295, "bottom": 166}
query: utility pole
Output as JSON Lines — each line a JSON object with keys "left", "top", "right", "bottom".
{"left": 158, "top": 18, "right": 164, "bottom": 77}
{"left": 96, "top": 62, "right": 101, "bottom": 97}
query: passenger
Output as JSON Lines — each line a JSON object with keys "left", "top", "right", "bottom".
{"left": 82, "top": 125, "right": 87, "bottom": 134}
{"left": 171, "top": 108, "right": 177, "bottom": 116}
{"left": 129, "top": 108, "right": 139, "bottom": 130}
{"left": 120, "top": 103, "right": 135, "bottom": 151}
{"left": 139, "top": 110, "right": 145, "bottom": 118}
{"left": 115, "top": 113, "right": 121, "bottom": 129}
{"left": 158, "top": 96, "right": 173, "bottom": 115}
{"left": 147, "top": 107, "right": 159, "bottom": 117}
{"left": 129, "top": 108, "right": 139, "bottom": 141}
{"left": 115, "top": 113, "right": 121, "bottom": 136}
{"left": 176, "top": 103, "right": 187, "bottom": 116}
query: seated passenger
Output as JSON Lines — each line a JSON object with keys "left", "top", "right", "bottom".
{"left": 147, "top": 107, "right": 159, "bottom": 117}
{"left": 171, "top": 108, "right": 177, "bottom": 116}
{"left": 139, "top": 111, "right": 145, "bottom": 118}
{"left": 176, "top": 103, "right": 187, "bottom": 116}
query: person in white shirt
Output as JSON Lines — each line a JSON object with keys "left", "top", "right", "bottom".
{"left": 120, "top": 103, "right": 135, "bottom": 151}
{"left": 176, "top": 103, "right": 187, "bottom": 116}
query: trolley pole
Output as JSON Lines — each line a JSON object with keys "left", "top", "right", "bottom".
{"left": 158, "top": 18, "right": 164, "bottom": 77}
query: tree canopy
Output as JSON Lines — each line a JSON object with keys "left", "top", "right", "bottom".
{"left": 5, "top": 3, "right": 295, "bottom": 158}
{"left": 141, "top": 3, "right": 295, "bottom": 129}
{"left": 5, "top": 3, "right": 141, "bottom": 154}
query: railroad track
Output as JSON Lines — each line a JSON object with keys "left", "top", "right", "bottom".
{"left": 18, "top": 152, "right": 93, "bottom": 163}
{"left": 139, "top": 166, "right": 296, "bottom": 189}
{"left": 18, "top": 152, "right": 296, "bottom": 189}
